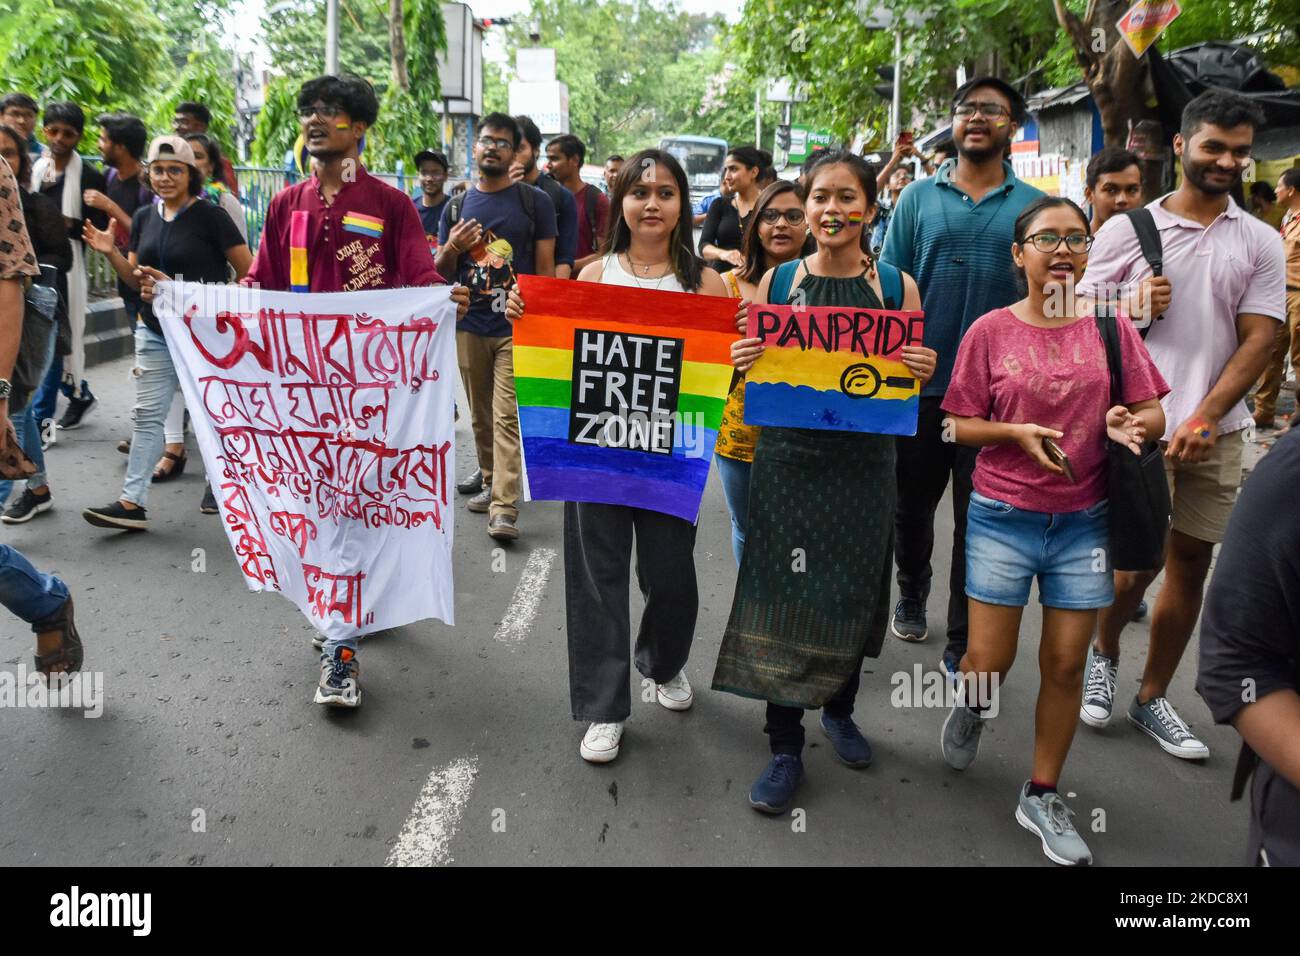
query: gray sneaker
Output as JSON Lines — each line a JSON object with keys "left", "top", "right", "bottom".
{"left": 890, "top": 596, "right": 928, "bottom": 642}
{"left": 940, "top": 701, "right": 984, "bottom": 770}
{"left": 1127, "top": 696, "right": 1209, "bottom": 759}
{"left": 466, "top": 484, "right": 492, "bottom": 514}
{"left": 1079, "top": 645, "right": 1118, "bottom": 728}
{"left": 1015, "top": 783, "right": 1092, "bottom": 866}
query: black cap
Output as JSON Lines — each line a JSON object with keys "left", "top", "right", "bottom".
{"left": 414, "top": 149, "right": 448, "bottom": 171}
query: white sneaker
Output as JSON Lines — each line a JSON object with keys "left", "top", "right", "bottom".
{"left": 579, "top": 722, "right": 623, "bottom": 763}
{"left": 656, "top": 671, "right": 693, "bottom": 711}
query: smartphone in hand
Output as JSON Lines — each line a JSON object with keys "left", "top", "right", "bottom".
{"left": 1042, "top": 437, "right": 1076, "bottom": 483}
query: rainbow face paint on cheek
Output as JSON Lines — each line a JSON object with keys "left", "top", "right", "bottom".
{"left": 846, "top": 212, "right": 864, "bottom": 225}
{"left": 335, "top": 123, "right": 349, "bottom": 129}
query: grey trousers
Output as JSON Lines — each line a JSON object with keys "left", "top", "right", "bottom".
{"left": 564, "top": 501, "right": 699, "bottom": 722}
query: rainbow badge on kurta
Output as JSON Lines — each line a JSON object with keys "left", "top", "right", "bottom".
{"left": 514, "top": 275, "right": 738, "bottom": 522}
{"left": 743, "top": 303, "right": 925, "bottom": 435}
{"left": 289, "top": 210, "right": 309, "bottom": 293}
{"left": 342, "top": 211, "right": 384, "bottom": 237}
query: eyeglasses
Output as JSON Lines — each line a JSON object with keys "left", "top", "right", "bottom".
{"left": 1022, "top": 231, "right": 1093, "bottom": 254}
{"left": 149, "top": 164, "right": 188, "bottom": 179}
{"left": 477, "top": 135, "right": 515, "bottom": 151}
{"left": 758, "top": 208, "right": 806, "bottom": 226}
{"left": 954, "top": 102, "right": 1011, "bottom": 120}
{"left": 297, "top": 104, "right": 344, "bottom": 121}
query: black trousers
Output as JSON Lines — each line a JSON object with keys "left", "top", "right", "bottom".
{"left": 764, "top": 653, "right": 865, "bottom": 755}
{"left": 893, "top": 396, "right": 977, "bottom": 661}
{"left": 564, "top": 501, "right": 699, "bottom": 723}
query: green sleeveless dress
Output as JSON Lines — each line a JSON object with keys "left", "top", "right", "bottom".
{"left": 711, "top": 269, "right": 897, "bottom": 708}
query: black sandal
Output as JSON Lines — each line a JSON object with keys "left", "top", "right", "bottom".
{"left": 152, "top": 449, "right": 187, "bottom": 482}
{"left": 33, "top": 596, "right": 83, "bottom": 677}
{"left": 117, "top": 438, "right": 131, "bottom": 454}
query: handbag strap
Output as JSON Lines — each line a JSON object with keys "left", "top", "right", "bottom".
{"left": 1092, "top": 307, "right": 1125, "bottom": 407}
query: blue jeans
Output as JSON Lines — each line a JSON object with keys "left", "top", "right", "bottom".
{"left": 121, "top": 326, "right": 179, "bottom": 508}
{"left": 0, "top": 543, "right": 68, "bottom": 624}
{"left": 0, "top": 329, "right": 56, "bottom": 502}
{"left": 715, "top": 453, "right": 751, "bottom": 567}
{"left": 30, "top": 355, "right": 93, "bottom": 425}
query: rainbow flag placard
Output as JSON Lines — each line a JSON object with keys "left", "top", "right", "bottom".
{"left": 514, "top": 275, "right": 738, "bottom": 522}
{"left": 743, "top": 304, "right": 925, "bottom": 435}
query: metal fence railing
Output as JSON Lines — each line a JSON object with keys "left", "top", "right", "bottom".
{"left": 84, "top": 159, "right": 416, "bottom": 297}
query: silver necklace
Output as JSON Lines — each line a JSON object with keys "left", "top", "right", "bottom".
{"left": 623, "top": 253, "right": 672, "bottom": 289}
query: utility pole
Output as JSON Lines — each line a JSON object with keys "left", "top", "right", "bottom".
{"left": 325, "top": 0, "right": 339, "bottom": 74}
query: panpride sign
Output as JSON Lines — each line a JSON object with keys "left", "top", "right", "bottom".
{"left": 155, "top": 282, "right": 458, "bottom": 640}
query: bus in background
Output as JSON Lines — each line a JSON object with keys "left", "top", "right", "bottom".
{"left": 659, "top": 135, "right": 727, "bottom": 207}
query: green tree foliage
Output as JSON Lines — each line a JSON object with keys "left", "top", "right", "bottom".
{"left": 491, "top": 0, "right": 713, "bottom": 159}
{"left": 259, "top": 0, "right": 444, "bottom": 170}
{"left": 733, "top": 0, "right": 1298, "bottom": 144}
{"left": 0, "top": 0, "right": 169, "bottom": 116}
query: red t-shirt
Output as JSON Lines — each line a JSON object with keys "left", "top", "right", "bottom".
{"left": 573, "top": 182, "right": 610, "bottom": 262}
{"left": 244, "top": 166, "right": 443, "bottom": 292}
{"left": 941, "top": 306, "right": 1169, "bottom": 513}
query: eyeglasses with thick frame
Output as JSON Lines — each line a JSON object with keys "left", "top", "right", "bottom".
{"left": 297, "top": 104, "right": 345, "bottom": 121}
{"left": 476, "top": 135, "right": 515, "bottom": 151}
{"left": 1022, "top": 231, "right": 1094, "bottom": 254}
{"left": 758, "top": 207, "right": 807, "bottom": 226}
{"left": 148, "top": 163, "right": 189, "bottom": 179}
{"left": 953, "top": 102, "right": 1012, "bottom": 120}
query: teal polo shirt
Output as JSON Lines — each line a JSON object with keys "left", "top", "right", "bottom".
{"left": 881, "top": 159, "right": 1044, "bottom": 397}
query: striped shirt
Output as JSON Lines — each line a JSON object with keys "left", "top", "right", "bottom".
{"left": 882, "top": 159, "right": 1043, "bottom": 397}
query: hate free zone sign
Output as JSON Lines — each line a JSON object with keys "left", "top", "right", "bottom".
{"left": 514, "top": 275, "right": 737, "bottom": 522}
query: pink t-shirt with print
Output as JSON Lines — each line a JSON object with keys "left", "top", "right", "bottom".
{"left": 942, "top": 306, "right": 1170, "bottom": 513}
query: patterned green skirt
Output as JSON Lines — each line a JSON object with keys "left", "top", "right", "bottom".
{"left": 712, "top": 426, "right": 896, "bottom": 709}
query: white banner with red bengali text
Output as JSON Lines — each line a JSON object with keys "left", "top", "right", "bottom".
{"left": 154, "top": 282, "right": 457, "bottom": 640}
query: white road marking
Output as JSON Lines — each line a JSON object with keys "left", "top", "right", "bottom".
{"left": 386, "top": 755, "right": 479, "bottom": 867}
{"left": 493, "top": 547, "right": 557, "bottom": 644}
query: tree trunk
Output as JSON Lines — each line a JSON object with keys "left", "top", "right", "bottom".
{"left": 1053, "top": 0, "right": 1165, "bottom": 201}
{"left": 390, "top": 0, "right": 410, "bottom": 93}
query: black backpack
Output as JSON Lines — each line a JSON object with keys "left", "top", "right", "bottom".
{"left": 581, "top": 183, "right": 599, "bottom": 240}
{"left": 1124, "top": 207, "right": 1163, "bottom": 340}
{"left": 446, "top": 181, "right": 537, "bottom": 248}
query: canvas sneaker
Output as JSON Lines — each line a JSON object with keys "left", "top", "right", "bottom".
{"left": 1079, "top": 645, "right": 1119, "bottom": 728}
{"left": 579, "top": 722, "right": 623, "bottom": 763}
{"left": 656, "top": 671, "right": 693, "bottom": 711}
{"left": 1127, "top": 696, "right": 1209, "bottom": 759}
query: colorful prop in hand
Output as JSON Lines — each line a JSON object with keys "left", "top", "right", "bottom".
{"left": 743, "top": 303, "right": 925, "bottom": 435}
{"left": 514, "top": 275, "right": 737, "bottom": 522}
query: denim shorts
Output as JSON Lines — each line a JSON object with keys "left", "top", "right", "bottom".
{"left": 965, "top": 491, "right": 1114, "bottom": 610}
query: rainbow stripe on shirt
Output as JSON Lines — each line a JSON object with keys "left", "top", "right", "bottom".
{"left": 341, "top": 212, "right": 384, "bottom": 237}
{"left": 289, "top": 210, "right": 309, "bottom": 293}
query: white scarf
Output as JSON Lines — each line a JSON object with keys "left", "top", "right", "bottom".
{"left": 31, "top": 152, "right": 88, "bottom": 398}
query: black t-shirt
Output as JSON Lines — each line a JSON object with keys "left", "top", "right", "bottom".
{"left": 415, "top": 194, "right": 448, "bottom": 254}
{"left": 106, "top": 169, "right": 152, "bottom": 311}
{"left": 698, "top": 196, "right": 751, "bottom": 273}
{"left": 38, "top": 164, "right": 108, "bottom": 244}
{"left": 129, "top": 199, "right": 244, "bottom": 335}
{"left": 1197, "top": 427, "right": 1300, "bottom": 865}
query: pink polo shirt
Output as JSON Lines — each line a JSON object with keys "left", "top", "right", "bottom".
{"left": 1077, "top": 194, "right": 1285, "bottom": 441}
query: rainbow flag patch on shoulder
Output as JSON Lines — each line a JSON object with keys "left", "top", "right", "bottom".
{"left": 342, "top": 212, "right": 384, "bottom": 237}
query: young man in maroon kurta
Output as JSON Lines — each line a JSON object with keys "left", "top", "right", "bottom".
{"left": 242, "top": 76, "right": 467, "bottom": 709}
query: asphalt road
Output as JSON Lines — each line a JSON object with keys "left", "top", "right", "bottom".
{"left": 0, "top": 350, "right": 1261, "bottom": 867}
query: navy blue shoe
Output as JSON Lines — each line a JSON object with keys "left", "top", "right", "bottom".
{"left": 1132, "top": 600, "right": 1149, "bottom": 622}
{"left": 749, "top": 754, "right": 804, "bottom": 814}
{"left": 820, "top": 712, "right": 873, "bottom": 768}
